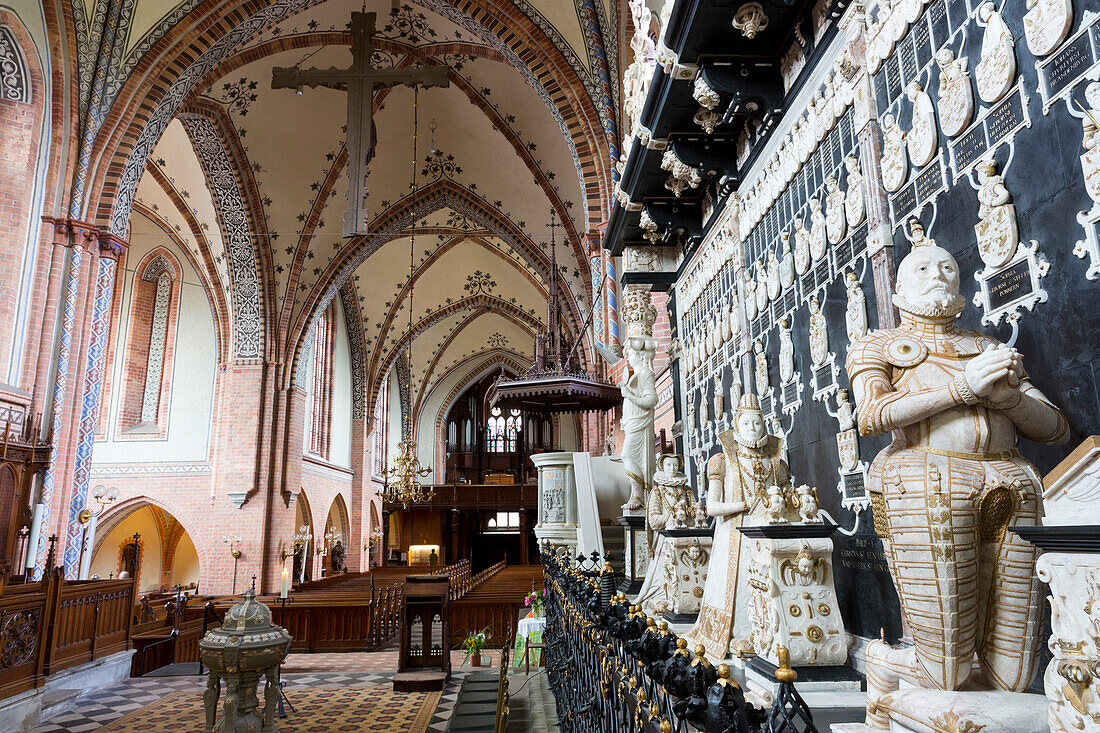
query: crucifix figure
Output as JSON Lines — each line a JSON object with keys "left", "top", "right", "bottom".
{"left": 272, "top": 12, "right": 449, "bottom": 236}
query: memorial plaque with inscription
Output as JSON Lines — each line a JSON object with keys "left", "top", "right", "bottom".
{"left": 987, "top": 93, "right": 1025, "bottom": 143}
{"left": 890, "top": 184, "right": 918, "bottom": 227}
{"left": 953, "top": 123, "right": 988, "bottom": 172}
{"left": 987, "top": 258, "right": 1034, "bottom": 311}
{"left": 841, "top": 471, "right": 867, "bottom": 501}
{"left": 873, "top": 71, "right": 889, "bottom": 114}
{"left": 915, "top": 159, "right": 945, "bottom": 202}
{"left": 885, "top": 55, "right": 902, "bottom": 103}
{"left": 946, "top": 0, "right": 966, "bottom": 31}
{"left": 899, "top": 36, "right": 918, "bottom": 86}
{"left": 913, "top": 17, "right": 932, "bottom": 70}
{"left": 850, "top": 225, "right": 868, "bottom": 261}
{"left": 783, "top": 380, "right": 800, "bottom": 406}
{"left": 814, "top": 364, "right": 835, "bottom": 393}
{"left": 760, "top": 392, "right": 774, "bottom": 419}
{"left": 1043, "top": 28, "right": 1095, "bottom": 101}
{"left": 928, "top": 0, "right": 948, "bottom": 48}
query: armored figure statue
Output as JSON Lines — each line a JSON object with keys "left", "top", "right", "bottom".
{"left": 846, "top": 238, "right": 1069, "bottom": 728}
{"left": 844, "top": 271, "right": 868, "bottom": 344}
{"left": 825, "top": 175, "right": 847, "bottom": 244}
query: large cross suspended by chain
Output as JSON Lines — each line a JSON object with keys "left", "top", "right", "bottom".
{"left": 272, "top": 12, "right": 449, "bottom": 237}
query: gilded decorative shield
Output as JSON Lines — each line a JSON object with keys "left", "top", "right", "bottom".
{"left": 1023, "top": 0, "right": 1072, "bottom": 58}
{"left": 974, "top": 203, "right": 1020, "bottom": 269}
{"left": 836, "top": 429, "right": 859, "bottom": 471}
{"left": 1082, "top": 147, "right": 1100, "bottom": 204}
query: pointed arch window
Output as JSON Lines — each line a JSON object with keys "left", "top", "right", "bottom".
{"left": 372, "top": 373, "right": 390, "bottom": 478}
{"left": 120, "top": 252, "right": 180, "bottom": 436}
{"left": 486, "top": 407, "right": 521, "bottom": 453}
{"left": 307, "top": 304, "right": 336, "bottom": 458}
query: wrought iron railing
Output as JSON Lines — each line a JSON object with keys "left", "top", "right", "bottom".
{"left": 540, "top": 544, "right": 818, "bottom": 733}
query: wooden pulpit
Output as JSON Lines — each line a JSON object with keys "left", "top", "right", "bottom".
{"left": 393, "top": 574, "right": 451, "bottom": 692}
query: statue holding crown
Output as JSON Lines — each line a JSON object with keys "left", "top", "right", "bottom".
{"left": 687, "top": 393, "right": 798, "bottom": 658}
{"left": 846, "top": 220, "right": 1069, "bottom": 729}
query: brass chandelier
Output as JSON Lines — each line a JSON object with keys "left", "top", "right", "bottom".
{"left": 383, "top": 87, "right": 435, "bottom": 508}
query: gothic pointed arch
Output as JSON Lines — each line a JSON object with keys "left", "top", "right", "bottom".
{"left": 290, "top": 176, "right": 590, "bottom": 398}
{"left": 177, "top": 101, "right": 272, "bottom": 360}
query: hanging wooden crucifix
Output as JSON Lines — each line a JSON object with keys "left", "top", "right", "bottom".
{"left": 272, "top": 12, "right": 449, "bottom": 236}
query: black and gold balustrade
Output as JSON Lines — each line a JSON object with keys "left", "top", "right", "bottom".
{"left": 540, "top": 543, "right": 818, "bottom": 733}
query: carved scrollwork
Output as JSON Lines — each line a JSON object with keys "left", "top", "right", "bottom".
{"left": 0, "top": 609, "right": 39, "bottom": 669}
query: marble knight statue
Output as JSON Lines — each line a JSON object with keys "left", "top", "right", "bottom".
{"left": 687, "top": 394, "right": 796, "bottom": 658}
{"left": 846, "top": 237, "right": 1069, "bottom": 728}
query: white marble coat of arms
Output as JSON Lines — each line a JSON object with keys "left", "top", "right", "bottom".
{"left": 936, "top": 48, "right": 974, "bottom": 138}
{"left": 1023, "top": 0, "right": 1072, "bottom": 58}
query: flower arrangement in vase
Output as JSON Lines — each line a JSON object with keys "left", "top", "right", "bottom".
{"left": 525, "top": 589, "right": 546, "bottom": 618}
{"left": 462, "top": 627, "right": 491, "bottom": 667}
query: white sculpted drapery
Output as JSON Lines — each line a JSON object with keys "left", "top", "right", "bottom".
{"left": 620, "top": 334, "right": 658, "bottom": 510}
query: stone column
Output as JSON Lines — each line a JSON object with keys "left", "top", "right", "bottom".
{"left": 34, "top": 221, "right": 124, "bottom": 577}
{"left": 531, "top": 452, "right": 578, "bottom": 554}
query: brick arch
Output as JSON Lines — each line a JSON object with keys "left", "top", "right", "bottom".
{"left": 370, "top": 293, "right": 543, "bottom": 416}
{"left": 291, "top": 177, "right": 592, "bottom": 401}
{"left": 116, "top": 246, "right": 185, "bottom": 435}
{"left": 177, "top": 100, "right": 274, "bottom": 360}
{"left": 428, "top": 352, "right": 528, "bottom": 475}
{"left": 132, "top": 246, "right": 184, "bottom": 282}
{"left": 0, "top": 9, "right": 47, "bottom": 384}
{"left": 337, "top": 283, "right": 367, "bottom": 421}
{"left": 85, "top": 0, "right": 612, "bottom": 238}
{"left": 369, "top": 233, "right": 545, "bottom": 403}
{"left": 410, "top": 308, "right": 533, "bottom": 422}
{"left": 133, "top": 195, "right": 232, "bottom": 364}
{"left": 91, "top": 495, "right": 208, "bottom": 589}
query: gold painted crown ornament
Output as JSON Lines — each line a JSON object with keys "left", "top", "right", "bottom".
{"left": 737, "top": 393, "right": 762, "bottom": 414}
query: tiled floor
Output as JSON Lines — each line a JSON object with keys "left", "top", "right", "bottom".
{"left": 30, "top": 651, "right": 503, "bottom": 733}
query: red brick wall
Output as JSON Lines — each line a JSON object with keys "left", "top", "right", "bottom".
{"left": 0, "top": 13, "right": 45, "bottom": 384}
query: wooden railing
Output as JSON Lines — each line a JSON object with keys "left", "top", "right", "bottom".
{"left": 0, "top": 569, "right": 134, "bottom": 701}
{"left": 203, "top": 581, "right": 404, "bottom": 653}
{"left": 449, "top": 564, "right": 542, "bottom": 647}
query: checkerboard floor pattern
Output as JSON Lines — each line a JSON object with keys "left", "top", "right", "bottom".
{"left": 32, "top": 667, "right": 473, "bottom": 732}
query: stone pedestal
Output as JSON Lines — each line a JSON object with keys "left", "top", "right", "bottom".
{"left": 1017, "top": 436, "right": 1100, "bottom": 733}
{"left": 531, "top": 452, "right": 579, "bottom": 555}
{"left": 616, "top": 513, "right": 648, "bottom": 594}
{"left": 739, "top": 525, "right": 848, "bottom": 669}
{"left": 660, "top": 528, "right": 711, "bottom": 624}
{"left": 635, "top": 527, "right": 712, "bottom": 622}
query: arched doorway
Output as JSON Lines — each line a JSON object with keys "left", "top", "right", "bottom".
{"left": 322, "top": 495, "right": 350, "bottom": 575}
{"left": 90, "top": 502, "right": 200, "bottom": 596}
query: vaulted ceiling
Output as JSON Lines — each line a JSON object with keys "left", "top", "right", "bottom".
{"left": 123, "top": 0, "right": 619, "bottom": 417}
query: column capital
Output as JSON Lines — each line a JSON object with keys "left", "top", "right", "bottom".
{"left": 97, "top": 232, "right": 129, "bottom": 260}
{"left": 39, "top": 217, "right": 129, "bottom": 259}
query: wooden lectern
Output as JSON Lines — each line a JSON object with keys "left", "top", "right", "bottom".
{"left": 393, "top": 574, "right": 451, "bottom": 692}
